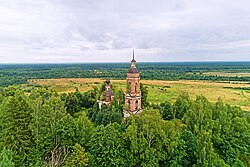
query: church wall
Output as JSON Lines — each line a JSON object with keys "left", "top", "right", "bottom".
{"left": 124, "top": 53, "right": 142, "bottom": 116}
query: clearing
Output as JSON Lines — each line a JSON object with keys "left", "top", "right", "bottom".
{"left": 27, "top": 78, "right": 250, "bottom": 111}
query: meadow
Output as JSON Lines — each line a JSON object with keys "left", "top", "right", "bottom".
{"left": 27, "top": 78, "right": 250, "bottom": 111}
{"left": 2, "top": 62, "right": 250, "bottom": 110}
{"left": 203, "top": 72, "right": 250, "bottom": 77}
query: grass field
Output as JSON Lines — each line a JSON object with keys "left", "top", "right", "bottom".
{"left": 27, "top": 78, "right": 250, "bottom": 111}
{"left": 203, "top": 72, "right": 250, "bottom": 77}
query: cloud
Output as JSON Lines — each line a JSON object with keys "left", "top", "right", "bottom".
{"left": 0, "top": 0, "right": 250, "bottom": 63}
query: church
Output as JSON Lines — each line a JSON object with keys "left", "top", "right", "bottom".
{"left": 123, "top": 50, "right": 142, "bottom": 117}
{"left": 97, "top": 50, "right": 142, "bottom": 117}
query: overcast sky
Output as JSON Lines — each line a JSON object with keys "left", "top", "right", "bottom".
{"left": 0, "top": 0, "right": 250, "bottom": 63}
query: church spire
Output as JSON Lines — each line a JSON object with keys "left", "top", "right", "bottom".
{"left": 129, "top": 49, "right": 138, "bottom": 73}
{"left": 133, "top": 49, "right": 135, "bottom": 61}
{"left": 131, "top": 49, "right": 136, "bottom": 62}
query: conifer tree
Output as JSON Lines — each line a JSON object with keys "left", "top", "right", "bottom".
{"left": 65, "top": 93, "right": 79, "bottom": 116}
{"left": 0, "top": 93, "right": 33, "bottom": 166}
{"left": 0, "top": 147, "right": 15, "bottom": 167}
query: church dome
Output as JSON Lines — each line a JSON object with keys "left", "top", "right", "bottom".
{"left": 128, "top": 67, "right": 138, "bottom": 73}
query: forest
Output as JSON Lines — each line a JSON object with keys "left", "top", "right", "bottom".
{"left": 1, "top": 62, "right": 250, "bottom": 87}
{"left": 0, "top": 62, "right": 250, "bottom": 166}
{"left": 0, "top": 82, "right": 249, "bottom": 167}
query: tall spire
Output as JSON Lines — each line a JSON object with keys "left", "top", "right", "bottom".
{"left": 131, "top": 49, "right": 136, "bottom": 63}
{"left": 130, "top": 49, "right": 137, "bottom": 71}
{"left": 133, "top": 49, "right": 135, "bottom": 61}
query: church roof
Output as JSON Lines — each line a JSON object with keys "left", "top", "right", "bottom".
{"left": 128, "top": 67, "right": 138, "bottom": 73}
{"left": 106, "top": 90, "right": 114, "bottom": 97}
{"left": 106, "top": 79, "right": 110, "bottom": 84}
{"left": 128, "top": 50, "right": 138, "bottom": 73}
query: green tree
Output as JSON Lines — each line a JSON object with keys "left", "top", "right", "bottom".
{"left": 111, "top": 89, "right": 125, "bottom": 113}
{"left": 88, "top": 123, "right": 126, "bottom": 167}
{"left": 173, "top": 93, "right": 191, "bottom": 120}
{"left": 0, "top": 93, "right": 33, "bottom": 166}
{"left": 30, "top": 96, "right": 75, "bottom": 166}
{"left": 0, "top": 94, "right": 3, "bottom": 105}
{"left": 212, "top": 100, "right": 250, "bottom": 166}
{"left": 65, "top": 93, "right": 79, "bottom": 116}
{"left": 0, "top": 147, "right": 14, "bottom": 167}
{"left": 160, "top": 100, "right": 173, "bottom": 120}
{"left": 27, "top": 147, "right": 42, "bottom": 167}
{"left": 183, "top": 96, "right": 227, "bottom": 166}
{"left": 29, "top": 87, "right": 55, "bottom": 101}
{"left": 81, "top": 90, "right": 97, "bottom": 109}
{"left": 64, "top": 143, "right": 88, "bottom": 167}
{"left": 183, "top": 96, "right": 213, "bottom": 135}
{"left": 100, "top": 81, "right": 106, "bottom": 92}
{"left": 124, "top": 109, "right": 178, "bottom": 167}
{"left": 94, "top": 110, "right": 122, "bottom": 126}
{"left": 74, "top": 113, "right": 95, "bottom": 148}
{"left": 179, "top": 130, "right": 197, "bottom": 167}
{"left": 73, "top": 91, "right": 84, "bottom": 110}
{"left": 140, "top": 84, "right": 149, "bottom": 108}
{"left": 1, "top": 86, "right": 18, "bottom": 97}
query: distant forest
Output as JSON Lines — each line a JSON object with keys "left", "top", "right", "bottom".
{"left": 1, "top": 62, "right": 250, "bottom": 87}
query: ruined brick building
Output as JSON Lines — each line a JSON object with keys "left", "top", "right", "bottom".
{"left": 98, "top": 50, "right": 142, "bottom": 117}
{"left": 123, "top": 50, "right": 142, "bottom": 117}
{"left": 97, "top": 79, "right": 115, "bottom": 110}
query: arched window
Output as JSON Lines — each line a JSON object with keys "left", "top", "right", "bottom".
{"left": 127, "top": 81, "right": 131, "bottom": 93}
{"left": 136, "top": 100, "right": 138, "bottom": 110}
{"left": 135, "top": 82, "right": 138, "bottom": 92}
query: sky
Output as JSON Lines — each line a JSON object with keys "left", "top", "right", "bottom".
{"left": 0, "top": 0, "right": 250, "bottom": 63}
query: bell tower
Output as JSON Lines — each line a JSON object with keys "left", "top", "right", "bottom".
{"left": 123, "top": 50, "right": 142, "bottom": 117}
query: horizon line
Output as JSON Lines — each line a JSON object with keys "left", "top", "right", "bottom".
{"left": 1, "top": 60, "right": 250, "bottom": 65}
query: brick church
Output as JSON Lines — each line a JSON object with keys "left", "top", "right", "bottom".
{"left": 98, "top": 50, "right": 142, "bottom": 117}
{"left": 123, "top": 50, "right": 142, "bottom": 117}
